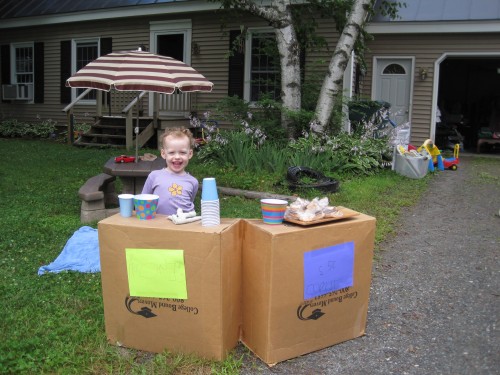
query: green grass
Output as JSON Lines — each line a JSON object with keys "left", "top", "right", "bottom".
{"left": 0, "top": 138, "right": 434, "bottom": 374}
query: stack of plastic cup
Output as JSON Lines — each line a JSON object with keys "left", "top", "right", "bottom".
{"left": 201, "top": 177, "right": 220, "bottom": 226}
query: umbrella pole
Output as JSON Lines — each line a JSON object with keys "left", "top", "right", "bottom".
{"left": 135, "top": 93, "right": 139, "bottom": 163}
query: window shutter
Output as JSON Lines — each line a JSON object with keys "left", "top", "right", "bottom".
{"left": 34, "top": 42, "right": 44, "bottom": 103}
{"left": 100, "top": 37, "right": 112, "bottom": 55}
{"left": 60, "top": 40, "right": 71, "bottom": 104}
{"left": 300, "top": 48, "right": 306, "bottom": 84}
{"left": 228, "top": 30, "right": 244, "bottom": 98}
{"left": 1, "top": 44, "right": 11, "bottom": 103}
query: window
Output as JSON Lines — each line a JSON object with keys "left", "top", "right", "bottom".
{"left": 245, "top": 31, "right": 280, "bottom": 102}
{"left": 382, "top": 63, "right": 406, "bottom": 75}
{"left": 72, "top": 39, "right": 99, "bottom": 101}
{"left": 12, "top": 43, "right": 33, "bottom": 84}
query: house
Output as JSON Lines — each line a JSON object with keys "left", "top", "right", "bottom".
{"left": 1, "top": 0, "right": 499, "bottom": 151}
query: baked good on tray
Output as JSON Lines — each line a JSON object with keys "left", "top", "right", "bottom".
{"left": 284, "top": 197, "right": 344, "bottom": 222}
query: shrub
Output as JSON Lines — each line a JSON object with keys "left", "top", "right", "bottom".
{"left": 0, "top": 118, "right": 57, "bottom": 138}
{"left": 0, "top": 119, "right": 27, "bottom": 137}
{"left": 196, "top": 95, "right": 394, "bottom": 178}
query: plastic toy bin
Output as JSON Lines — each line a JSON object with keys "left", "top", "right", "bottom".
{"left": 393, "top": 152, "right": 428, "bottom": 179}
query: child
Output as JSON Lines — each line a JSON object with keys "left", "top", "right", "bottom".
{"left": 141, "top": 127, "right": 199, "bottom": 216}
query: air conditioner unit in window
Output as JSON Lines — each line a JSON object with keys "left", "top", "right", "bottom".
{"left": 2, "top": 84, "right": 34, "bottom": 101}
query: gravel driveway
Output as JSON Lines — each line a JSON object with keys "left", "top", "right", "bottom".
{"left": 239, "top": 154, "right": 500, "bottom": 375}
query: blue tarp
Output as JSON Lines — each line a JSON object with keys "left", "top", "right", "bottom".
{"left": 38, "top": 226, "right": 100, "bottom": 275}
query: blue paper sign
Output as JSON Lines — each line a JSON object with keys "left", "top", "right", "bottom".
{"left": 303, "top": 242, "right": 354, "bottom": 300}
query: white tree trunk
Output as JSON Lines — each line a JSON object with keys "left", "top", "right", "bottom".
{"left": 217, "top": 0, "right": 301, "bottom": 134}
{"left": 313, "top": 0, "right": 371, "bottom": 133}
{"left": 275, "top": 23, "right": 301, "bottom": 134}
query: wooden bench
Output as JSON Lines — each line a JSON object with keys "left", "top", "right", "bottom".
{"left": 477, "top": 138, "right": 500, "bottom": 153}
{"left": 79, "top": 173, "right": 118, "bottom": 222}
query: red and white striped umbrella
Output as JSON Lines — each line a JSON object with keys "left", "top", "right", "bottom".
{"left": 66, "top": 49, "right": 213, "bottom": 93}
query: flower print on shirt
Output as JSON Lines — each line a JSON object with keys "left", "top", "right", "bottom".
{"left": 168, "top": 183, "right": 183, "bottom": 196}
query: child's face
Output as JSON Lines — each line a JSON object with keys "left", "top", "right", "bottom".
{"left": 161, "top": 135, "right": 193, "bottom": 174}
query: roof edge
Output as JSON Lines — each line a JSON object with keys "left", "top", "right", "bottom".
{"left": 366, "top": 20, "right": 500, "bottom": 34}
{"left": 0, "top": 0, "right": 221, "bottom": 29}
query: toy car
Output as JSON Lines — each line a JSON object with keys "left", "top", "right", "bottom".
{"left": 442, "top": 144, "right": 460, "bottom": 170}
{"left": 114, "top": 155, "right": 136, "bottom": 163}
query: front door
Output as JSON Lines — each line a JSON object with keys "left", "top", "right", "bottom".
{"left": 373, "top": 58, "right": 413, "bottom": 125}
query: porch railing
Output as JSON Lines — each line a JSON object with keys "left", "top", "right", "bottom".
{"left": 159, "top": 92, "right": 192, "bottom": 117}
{"left": 62, "top": 89, "right": 193, "bottom": 145}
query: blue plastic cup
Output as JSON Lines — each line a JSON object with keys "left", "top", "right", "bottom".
{"left": 202, "top": 177, "right": 218, "bottom": 201}
{"left": 118, "top": 194, "right": 135, "bottom": 217}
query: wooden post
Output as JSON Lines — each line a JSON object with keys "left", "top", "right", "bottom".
{"left": 96, "top": 90, "right": 102, "bottom": 117}
{"left": 153, "top": 92, "right": 159, "bottom": 129}
{"left": 126, "top": 110, "right": 133, "bottom": 150}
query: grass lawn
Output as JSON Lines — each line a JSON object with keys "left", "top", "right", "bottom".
{"left": 0, "top": 138, "right": 431, "bottom": 374}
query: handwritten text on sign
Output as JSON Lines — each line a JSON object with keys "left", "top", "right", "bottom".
{"left": 303, "top": 242, "right": 354, "bottom": 299}
{"left": 126, "top": 248, "right": 187, "bottom": 299}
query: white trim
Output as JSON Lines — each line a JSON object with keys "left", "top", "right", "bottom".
{"left": 343, "top": 51, "right": 354, "bottom": 99}
{"left": 430, "top": 51, "right": 500, "bottom": 142}
{"left": 10, "top": 42, "right": 35, "bottom": 103}
{"left": 0, "top": 1, "right": 219, "bottom": 29}
{"left": 371, "top": 56, "right": 415, "bottom": 125}
{"left": 71, "top": 38, "right": 100, "bottom": 104}
{"left": 342, "top": 51, "right": 355, "bottom": 132}
{"left": 10, "top": 42, "right": 34, "bottom": 84}
{"left": 366, "top": 20, "right": 500, "bottom": 34}
{"left": 149, "top": 19, "right": 192, "bottom": 65}
{"left": 243, "top": 27, "right": 275, "bottom": 102}
{"left": 149, "top": 19, "right": 193, "bottom": 117}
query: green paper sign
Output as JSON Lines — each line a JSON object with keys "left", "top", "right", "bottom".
{"left": 125, "top": 248, "right": 187, "bottom": 299}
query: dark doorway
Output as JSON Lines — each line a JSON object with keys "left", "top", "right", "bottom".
{"left": 437, "top": 57, "right": 500, "bottom": 152}
{"left": 157, "top": 34, "right": 184, "bottom": 61}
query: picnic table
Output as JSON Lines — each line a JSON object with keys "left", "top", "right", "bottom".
{"left": 103, "top": 157, "right": 164, "bottom": 194}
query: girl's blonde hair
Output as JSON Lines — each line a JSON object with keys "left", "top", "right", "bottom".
{"left": 160, "top": 127, "right": 195, "bottom": 149}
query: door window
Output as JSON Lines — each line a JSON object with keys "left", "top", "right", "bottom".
{"left": 157, "top": 34, "right": 184, "bottom": 61}
{"left": 382, "top": 63, "right": 406, "bottom": 75}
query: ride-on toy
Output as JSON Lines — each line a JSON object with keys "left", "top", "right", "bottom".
{"left": 417, "top": 140, "right": 459, "bottom": 171}
{"left": 442, "top": 143, "right": 460, "bottom": 170}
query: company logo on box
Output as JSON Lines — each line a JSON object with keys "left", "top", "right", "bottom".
{"left": 297, "top": 304, "right": 326, "bottom": 321}
{"left": 125, "top": 297, "right": 158, "bottom": 318}
{"left": 296, "top": 287, "right": 359, "bottom": 321}
{"left": 124, "top": 296, "right": 200, "bottom": 318}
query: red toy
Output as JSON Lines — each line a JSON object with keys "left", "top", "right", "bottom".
{"left": 442, "top": 144, "right": 460, "bottom": 170}
{"left": 114, "top": 155, "right": 136, "bottom": 163}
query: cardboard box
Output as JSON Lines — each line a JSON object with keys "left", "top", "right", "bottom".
{"left": 241, "top": 214, "right": 376, "bottom": 365}
{"left": 98, "top": 215, "right": 242, "bottom": 360}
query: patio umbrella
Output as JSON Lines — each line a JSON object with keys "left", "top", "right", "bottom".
{"left": 66, "top": 48, "right": 213, "bottom": 160}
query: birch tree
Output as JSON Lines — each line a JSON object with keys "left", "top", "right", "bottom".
{"left": 215, "top": 0, "right": 400, "bottom": 135}
{"left": 311, "top": 0, "right": 371, "bottom": 133}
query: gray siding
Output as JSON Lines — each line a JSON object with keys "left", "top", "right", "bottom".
{"left": 362, "top": 32, "right": 500, "bottom": 145}
{"left": 0, "top": 17, "right": 151, "bottom": 127}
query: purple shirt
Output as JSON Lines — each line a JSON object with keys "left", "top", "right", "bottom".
{"left": 141, "top": 169, "right": 199, "bottom": 215}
